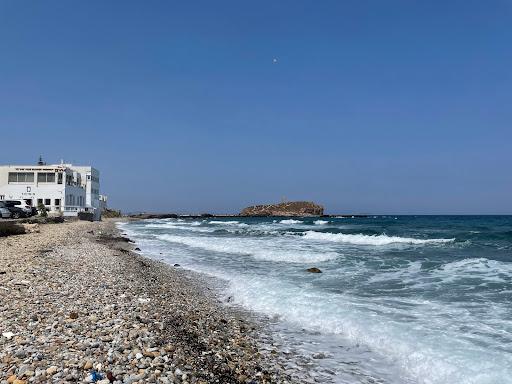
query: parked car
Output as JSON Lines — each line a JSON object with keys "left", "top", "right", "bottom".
{"left": 0, "top": 206, "right": 11, "bottom": 219}
{"left": 3, "top": 200, "right": 33, "bottom": 217}
{"left": 0, "top": 202, "right": 25, "bottom": 219}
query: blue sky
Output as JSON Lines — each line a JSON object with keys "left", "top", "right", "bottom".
{"left": 0, "top": 1, "right": 510, "bottom": 214}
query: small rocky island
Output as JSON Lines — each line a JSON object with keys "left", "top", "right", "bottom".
{"left": 240, "top": 201, "right": 324, "bottom": 217}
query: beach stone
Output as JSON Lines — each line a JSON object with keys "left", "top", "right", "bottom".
{"left": 69, "top": 311, "right": 79, "bottom": 319}
{"left": 17, "top": 365, "right": 29, "bottom": 376}
{"left": 46, "top": 366, "right": 58, "bottom": 375}
{"left": 24, "top": 370, "right": 34, "bottom": 377}
{"left": 84, "top": 361, "right": 93, "bottom": 370}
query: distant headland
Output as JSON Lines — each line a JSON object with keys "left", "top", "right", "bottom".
{"left": 240, "top": 201, "right": 324, "bottom": 217}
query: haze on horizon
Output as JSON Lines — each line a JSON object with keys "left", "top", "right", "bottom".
{"left": 1, "top": 1, "right": 510, "bottom": 215}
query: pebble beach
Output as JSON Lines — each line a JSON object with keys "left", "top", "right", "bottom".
{"left": 0, "top": 219, "right": 290, "bottom": 384}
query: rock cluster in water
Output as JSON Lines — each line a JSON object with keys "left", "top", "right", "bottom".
{"left": 240, "top": 202, "right": 324, "bottom": 217}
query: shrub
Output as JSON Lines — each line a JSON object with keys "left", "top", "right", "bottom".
{"left": 37, "top": 202, "right": 48, "bottom": 217}
{"left": 102, "top": 208, "right": 122, "bottom": 218}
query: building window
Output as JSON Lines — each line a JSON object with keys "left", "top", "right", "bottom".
{"left": 8, "top": 172, "right": 35, "bottom": 183}
{"left": 0, "top": 195, "right": 4, "bottom": 200}
{"left": 37, "top": 199, "right": 43, "bottom": 205}
{"left": 55, "top": 199, "right": 61, "bottom": 206}
{"left": 38, "top": 173, "right": 56, "bottom": 183}
{"left": 45, "top": 199, "right": 51, "bottom": 206}
{"left": 58, "top": 173, "right": 63, "bottom": 184}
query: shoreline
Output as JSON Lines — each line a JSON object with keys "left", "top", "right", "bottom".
{"left": 0, "top": 219, "right": 290, "bottom": 383}
{"left": 127, "top": 214, "right": 369, "bottom": 220}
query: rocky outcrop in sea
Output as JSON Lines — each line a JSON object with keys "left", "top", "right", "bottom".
{"left": 240, "top": 201, "right": 324, "bottom": 217}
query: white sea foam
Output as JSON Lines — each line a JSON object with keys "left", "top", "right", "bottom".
{"left": 313, "top": 220, "right": 329, "bottom": 225}
{"left": 143, "top": 222, "right": 212, "bottom": 232}
{"left": 209, "top": 220, "right": 249, "bottom": 227}
{"left": 302, "top": 231, "right": 455, "bottom": 246}
{"left": 280, "top": 219, "right": 303, "bottom": 224}
{"left": 158, "top": 234, "right": 337, "bottom": 263}
{"left": 225, "top": 276, "right": 511, "bottom": 384}
{"left": 435, "top": 257, "right": 512, "bottom": 283}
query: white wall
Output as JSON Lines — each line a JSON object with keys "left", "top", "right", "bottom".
{"left": 69, "top": 166, "right": 101, "bottom": 220}
{"left": 0, "top": 166, "right": 86, "bottom": 215}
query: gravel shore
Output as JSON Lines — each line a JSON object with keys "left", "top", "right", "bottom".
{"left": 0, "top": 219, "right": 290, "bottom": 384}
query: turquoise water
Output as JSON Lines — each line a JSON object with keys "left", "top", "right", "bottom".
{"left": 120, "top": 216, "right": 512, "bottom": 384}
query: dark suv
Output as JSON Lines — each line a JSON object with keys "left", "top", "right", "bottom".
{"left": 3, "top": 200, "right": 33, "bottom": 217}
{"left": 0, "top": 202, "right": 26, "bottom": 219}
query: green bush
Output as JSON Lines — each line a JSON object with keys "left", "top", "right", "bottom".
{"left": 102, "top": 208, "right": 122, "bottom": 218}
{"left": 37, "top": 202, "right": 48, "bottom": 217}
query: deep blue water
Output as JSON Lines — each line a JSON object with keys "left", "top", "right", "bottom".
{"left": 120, "top": 216, "right": 512, "bottom": 384}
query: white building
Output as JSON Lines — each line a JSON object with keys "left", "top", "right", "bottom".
{"left": 65, "top": 165, "right": 102, "bottom": 220}
{"left": 0, "top": 160, "right": 104, "bottom": 220}
{"left": 99, "top": 194, "right": 108, "bottom": 212}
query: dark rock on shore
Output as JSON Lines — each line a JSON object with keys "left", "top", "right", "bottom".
{"left": 306, "top": 267, "right": 322, "bottom": 273}
{"left": 0, "top": 222, "right": 26, "bottom": 237}
{"left": 240, "top": 201, "right": 324, "bottom": 217}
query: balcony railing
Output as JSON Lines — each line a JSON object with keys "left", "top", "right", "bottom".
{"left": 63, "top": 206, "right": 96, "bottom": 212}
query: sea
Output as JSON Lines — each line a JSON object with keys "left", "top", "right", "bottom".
{"left": 118, "top": 216, "right": 512, "bottom": 384}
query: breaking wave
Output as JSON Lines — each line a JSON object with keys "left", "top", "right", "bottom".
{"left": 209, "top": 220, "right": 249, "bottom": 227}
{"left": 158, "top": 234, "right": 338, "bottom": 263}
{"left": 280, "top": 219, "right": 303, "bottom": 224}
{"left": 302, "top": 231, "right": 455, "bottom": 246}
